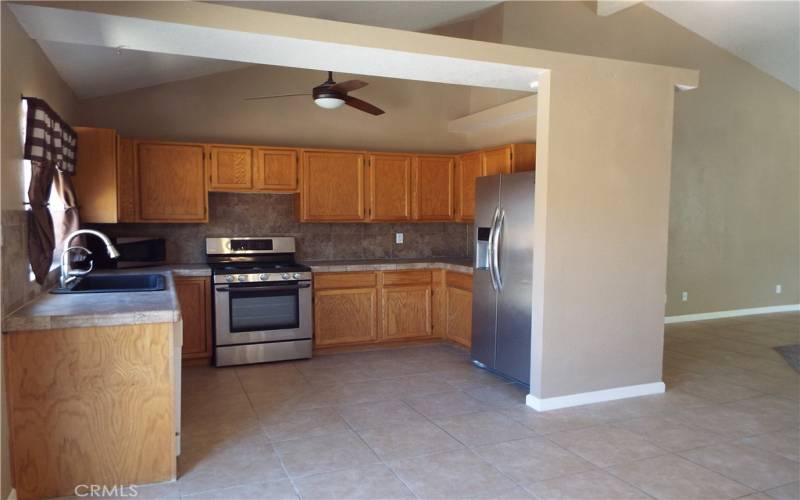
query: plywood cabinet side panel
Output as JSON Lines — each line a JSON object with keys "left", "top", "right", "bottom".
{"left": 314, "top": 288, "right": 377, "bottom": 346}
{"left": 369, "top": 153, "right": 412, "bottom": 221}
{"left": 301, "top": 150, "right": 367, "bottom": 221}
{"left": 209, "top": 146, "right": 253, "bottom": 191}
{"left": 136, "top": 141, "right": 208, "bottom": 222}
{"left": 175, "top": 277, "right": 212, "bottom": 360}
{"left": 412, "top": 155, "right": 455, "bottom": 221}
{"left": 254, "top": 148, "right": 299, "bottom": 192}
{"left": 4, "top": 323, "right": 176, "bottom": 499}
{"left": 73, "top": 127, "right": 118, "bottom": 223}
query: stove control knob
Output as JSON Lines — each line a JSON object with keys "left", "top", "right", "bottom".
{"left": 281, "top": 273, "right": 290, "bottom": 280}
{"left": 237, "top": 275, "right": 247, "bottom": 282}
{"left": 259, "top": 274, "right": 268, "bottom": 281}
{"left": 225, "top": 275, "right": 234, "bottom": 283}
{"left": 293, "top": 273, "right": 301, "bottom": 280}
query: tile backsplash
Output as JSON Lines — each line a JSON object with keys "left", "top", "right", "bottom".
{"left": 91, "top": 193, "right": 474, "bottom": 263}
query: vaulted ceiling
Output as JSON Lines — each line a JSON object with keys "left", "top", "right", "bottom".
{"left": 21, "top": 1, "right": 799, "bottom": 98}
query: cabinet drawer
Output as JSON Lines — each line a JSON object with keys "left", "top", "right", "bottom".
{"left": 445, "top": 271, "right": 472, "bottom": 291}
{"left": 382, "top": 270, "right": 432, "bottom": 286}
{"left": 314, "top": 272, "right": 377, "bottom": 290}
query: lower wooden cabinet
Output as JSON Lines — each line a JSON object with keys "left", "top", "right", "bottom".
{"left": 175, "top": 276, "right": 212, "bottom": 360}
{"left": 314, "top": 288, "right": 378, "bottom": 347}
{"left": 445, "top": 272, "right": 473, "bottom": 348}
{"left": 313, "top": 270, "right": 436, "bottom": 348}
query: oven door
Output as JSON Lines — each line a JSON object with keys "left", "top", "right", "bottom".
{"left": 214, "top": 280, "right": 312, "bottom": 346}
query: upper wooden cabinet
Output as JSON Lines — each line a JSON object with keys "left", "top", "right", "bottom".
{"left": 483, "top": 144, "right": 536, "bottom": 175}
{"left": 369, "top": 153, "right": 412, "bottom": 221}
{"left": 73, "top": 127, "right": 137, "bottom": 223}
{"left": 136, "top": 141, "right": 208, "bottom": 222}
{"left": 208, "top": 146, "right": 253, "bottom": 191}
{"left": 254, "top": 148, "right": 298, "bottom": 192}
{"left": 412, "top": 155, "right": 455, "bottom": 221}
{"left": 300, "top": 149, "right": 367, "bottom": 222}
{"left": 455, "top": 151, "right": 482, "bottom": 222}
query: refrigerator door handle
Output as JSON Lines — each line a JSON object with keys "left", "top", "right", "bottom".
{"left": 492, "top": 209, "right": 505, "bottom": 292}
{"left": 487, "top": 206, "right": 501, "bottom": 291}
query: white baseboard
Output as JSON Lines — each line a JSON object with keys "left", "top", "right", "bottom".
{"left": 526, "top": 381, "right": 665, "bottom": 412}
{"left": 665, "top": 304, "right": 800, "bottom": 324}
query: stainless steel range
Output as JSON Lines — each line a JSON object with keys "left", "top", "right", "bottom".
{"left": 206, "top": 237, "right": 312, "bottom": 367}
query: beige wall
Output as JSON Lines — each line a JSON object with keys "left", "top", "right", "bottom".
{"left": 460, "top": 1, "right": 800, "bottom": 316}
{"left": 79, "top": 65, "right": 479, "bottom": 153}
{"left": 0, "top": 4, "right": 80, "bottom": 497}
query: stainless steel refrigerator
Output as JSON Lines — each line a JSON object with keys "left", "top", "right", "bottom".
{"left": 472, "top": 170, "right": 535, "bottom": 385}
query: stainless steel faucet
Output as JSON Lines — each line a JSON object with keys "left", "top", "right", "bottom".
{"left": 60, "top": 229, "right": 120, "bottom": 288}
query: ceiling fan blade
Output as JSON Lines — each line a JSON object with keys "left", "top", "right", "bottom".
{"left": 244, "top": 92, "right": 311, "bottom": 101}
{"left": 330, "top": 79, "right": 368, "bottom": 93}
{"left": 344, "top": 95, "right": 385, "bottom": 116}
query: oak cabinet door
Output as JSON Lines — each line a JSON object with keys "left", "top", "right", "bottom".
{"left": 455, "top": 152, "right": 482, "bottom": 222}
{"left": 412, "top": 155, "right": 454, "bottom": 221}
{"left": 175, "top": 277, "right": 212, "bottom": 359}
{"left": 446, "top": 286, "right": 472, "bottom": 348}
{"left": 136, "top": 142, "right": 208, "bottom": 222}
{"left": 482, "top": 145, "right": 512, "bottom": 177}
{"left": 209, "top": 146, "right": 253, "bottom": 191}
{"left": 301, "top": 150, "right": 367, "bottom": 221}
{"left": 369, "top": 153, "right": 412, "bottom": 221}
{"left": 314, "top": 288, "right": 377, "bottom": 346}
{"left": 254, "top": 148, "right": 298, "bottom": 192}
{"left": 73, "top": 127, "right": 119, "bottom": 223}
{"left": 380, "top": 285, "right": 432, "bottom": 340}
{"left": 117, "top": 138, "right": 138, "bottom": 222}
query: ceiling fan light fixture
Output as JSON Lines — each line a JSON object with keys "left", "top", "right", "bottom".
{"left": 314, "top": 97, "right": 345, "bottom": 109}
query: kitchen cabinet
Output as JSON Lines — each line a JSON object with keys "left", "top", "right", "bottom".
{"left": 455, "top": 151, "right": 482, "bottom": 222}
{"left": 300, "top": 149, "right": 367, "bottom": 222}
{"left": 369, "top": 153, "right": 412, "bottom": 221}
{"left": 136, "top": 141, "right": 208, "bottom": 222}
{"left": 380, "top": 270, "right": 433, "bottom": 340}
{"left": 313, "top": 270, "right": 438, "bottom": 348}
{"left": 72, "top": 127, "right": 137, "bottom": 223}
{"left": 175, "top": 276, "right": 212, "bottom": 360}
{"left": 445, "top": 271, "right": 473, "bottom": 347}
{"left": 313, "top": 272, "right": 378, "bottom": 346}
{"left": 254, "top": 147, "right": 298, "bottom": 192}
{"left": 482, "top": 144, "right": 536, "bottom": 176}
{"left": 208, "top": 145, "right": 253, "bottom": 191}
{"left": 412, "top": 155, "right": 455, "bottom": 221}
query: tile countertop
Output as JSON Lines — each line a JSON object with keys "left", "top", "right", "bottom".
{"left": 303, "top": 258, "right": 474, "bottom": 274}
{"left": 2, "top": 264, "right": 211, "bottom": 333}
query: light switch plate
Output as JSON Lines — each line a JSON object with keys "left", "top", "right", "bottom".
{"left": 395, "top": 232, "right": 404, "bottom": 244}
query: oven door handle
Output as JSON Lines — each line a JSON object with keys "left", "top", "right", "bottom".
{"left": 215, "top": 283, "right": 311, "bottom": 293}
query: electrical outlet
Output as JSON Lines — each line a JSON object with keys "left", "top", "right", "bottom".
{"left": 776, "top": 284, "right": 782, "bottom": 294}
{"left": 395, "top": 232, "right": 404, "bottom": 244}
{"left": 681, "top": 291, "right": 688, "bottom": 302}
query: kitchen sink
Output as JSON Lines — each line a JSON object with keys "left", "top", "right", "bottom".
{"left": 51, "top": 274, "right": 166, "bottom": 294}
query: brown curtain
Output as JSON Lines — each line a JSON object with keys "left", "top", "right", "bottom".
{"left": 53, "top": 169, "right": 80, "bottom": 243}
{"left": 27, "top": 161, "right": 56, "bottom": 283}
{"left": 23, "top": 97, "right": 78, "bottom": 284}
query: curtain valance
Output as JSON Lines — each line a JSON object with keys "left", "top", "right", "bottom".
{"left": 23, "top": 97, "right": 77, "bottom": 174}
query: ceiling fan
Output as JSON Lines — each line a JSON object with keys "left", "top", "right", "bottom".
{"left": 245, "top": 71, "right": 385, "bottom": 116}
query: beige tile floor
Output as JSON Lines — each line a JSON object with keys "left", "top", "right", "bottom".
{"left": 152, "top": 312, "right": 798, "bottom": 499}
